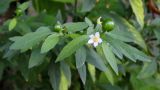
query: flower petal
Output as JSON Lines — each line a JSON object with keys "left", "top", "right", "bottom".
{"left": 89, "top": 35, "right": 94, "bottom": 38}
{"left": 93, "top": 42, "right": 98, "bottom": 47}
{"left": 95, "top": 32, "right": 100, "bottom": 37}
{"left": 88, "top": 39, "right": 94, "bottom": 44}
{"left": 98, "top": 38, "right": 103, "bottom": 43}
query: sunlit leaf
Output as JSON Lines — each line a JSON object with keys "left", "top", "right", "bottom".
{"left": 9, "top": 18, "right": 17, "bottom": 31}
{"left": 60, "top": 61, "right": 71, "bottom": 86}
{"left": 129, "top": 0, "right": 144, "bottom": 27}
{"left": 87, "top": 63, "right": 96, "bottom": 82}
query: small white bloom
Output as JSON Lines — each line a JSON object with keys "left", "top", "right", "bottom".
{"left": 97, "top": 16, "right": 102, "bottom": 25}
{"left": 88, "top": 32, "right": 103, "bottom": 47}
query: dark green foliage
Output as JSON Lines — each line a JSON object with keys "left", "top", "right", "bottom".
{"left": 0, "top": 0, "right": 160, "bottom": 90}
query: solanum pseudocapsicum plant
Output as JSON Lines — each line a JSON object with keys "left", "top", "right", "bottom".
{"left": 9, "top": 8, "right": 152, "bottom": 90}
{"left": 1, "top": 0, "right": 159, "bottom": 90}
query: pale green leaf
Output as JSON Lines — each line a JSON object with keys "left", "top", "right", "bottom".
{"left": 63, "top": 22, "right": 88, "bottom": 32}
{"left": 60, "top": 62, "right": 71, "bottom": 86}
{"left": 85, "top": 17, "right": 93, "bottom": 27}
{"left": 87, "top": 63, "right": 96, "bottom": 82}
{"left": 87, "top": 26, "right": 94, "bottom": 35}
{"left": 56, "top": 35, "right": 88, "bottom": 62}
{"left": 104, "top": 68, "right": 114, "bottom": 85}
{"left": 18, "top": 1, "right": 30, "bottom": 11}
{"left": 59, "top": 71, "right": 68, "bottom": 90}
{"left": 129, "top": 0, "right": 144, "bottom": 27}
{"left": 9, "top": 36, "right": 21, "bottom": 41}
{"left": 9, "top": 18, "right": 17, "bottom": 31}
{"left": 41, "top": 33, "right": 59, "bottom": 53}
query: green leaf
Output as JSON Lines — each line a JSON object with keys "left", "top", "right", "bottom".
{"left": 3, "top": 50, "right": 18, "bottom": 61}
{"left": 137, "top": 60, "right": 157, "bottom": 79}
{"left": 51, "top": 0, "right": 74, "bottom": 3}
{"left": 103, "top": 13, "right": 147, "bottom": 50}
{"left": 59, "top": 71, "right": 69, "bottom": 90}
{"left": 154, "top": 29, "right": 160, "bottom": 43}
{"left": 104, "top": 68, "right": 114, "bottom": 85}
{"left": 56, "top": 35, "right": 88, "bottom": 62}
{"left": 63, "top": 22, "right": 88, "bottom": 32}
{"left": 28, "top": 49, "right": 46, "bottom": 68}
{"left": 102, "top": 43, "right": 118, "bottom": 75}
{"left": 10, "top": 27, "right": 52, "bottom": 51}
{"left": 109, "top": 45, "right": 123, "bottom": 59}
{"left": 129, "top": 0, "right": 144, "bottom": 27}
{"left": 130, "top": 73, "right": 160, "bottom": 90}
{"left": 0, "top": 0, "right": 13, "bottom": 14}
{"left": 56, "top": 10, "right": 63, "bottom": 23}
{"left": 9, "top": 18, "right": 17, "bottom": 31}
{"left": 108, "top": 38, "right": 135, "bottom": 62}
{"left": 32, "top": 0, "right": 64, "bottom": 15}
{"left": 18, "top": 1, "right": 30, "bottom": 11}
{"left": 60, "top": 61, "right": 71, "bottom": 86}
{"left": 85, "top": 17, "right": 93, "bottom": 27}
{"left": 85, "top": 17, "right": 94, "bottom": 34}
{"left": 86, "top": 48, "right": 107, "bottom": 71}
{"left": 18, "top": 57, "right": 30, "bottom": 81}
{"left": 48, "top": 63, "right": 60, "bottom": 90}
{"left": 78, "top": 64, "right": 86, "bottom": 84}
{"left": 87, "top": 26, "right": 94, "bottom": 35}
{"left": 87, "top": 63, "right": 96, "bottom": 82}
{"left": 81, "top": 0, "right": 96, "bottom": 12}
{"left": 107, "top": 28, "right": 134, "bottom": 42}
{"left": 108, "top": 37, "right": 151, "bottom": 62}
{"left": 75, "top": 46, "right": 86, "bottom": 68}
{"left": 17, "top": 20, "right": 32, "bottom": 34}
{"left": 41, "top": 33, "right": 59, "bottom": 53}
{"left": 9, "top": 36, "right": 21, "bottom": 41}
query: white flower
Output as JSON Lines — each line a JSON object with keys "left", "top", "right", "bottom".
{"left": 97, "top": 16, "right": 102, "bottom": 25}
{"left": 88, "top": 32, "right": 103, "bottom": 47}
